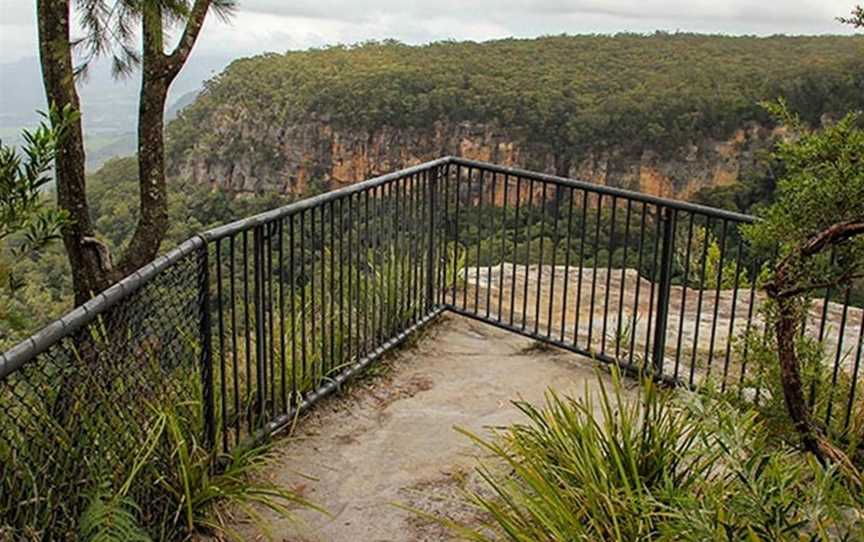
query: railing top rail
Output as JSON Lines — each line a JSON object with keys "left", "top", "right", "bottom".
{"left": 0, "top": 236, "right": 204, "bottom": 380}
{"left": 451, "top": 157, "right": 757, "bottom": 224}
{"left": 200, "top": 157, "right": 451, "bottom": 242}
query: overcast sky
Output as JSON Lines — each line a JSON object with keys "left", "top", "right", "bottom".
{"left": 0, "top": 0, "right": 859, "bottom": 64}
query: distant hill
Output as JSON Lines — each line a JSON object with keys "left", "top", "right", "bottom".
{"left": 0, "top": 54, "right": 230, "bottom": 169}
{"left": 166, "top": 34, "right": 864, "bottom": 199}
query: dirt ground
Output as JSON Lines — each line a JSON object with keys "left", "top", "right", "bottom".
{"left": 229, "top": 313, "right": 625, "bottom": 542}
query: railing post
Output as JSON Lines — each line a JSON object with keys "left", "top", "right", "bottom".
{"left": 425, "top": 164, "right": 439, "bottom": 312}
{"left": 252, "top": 225, "right": 267, "bottom": 427}
{"left": 651, "top": 207, "right": 676, "bottom": 379}
{"left": 196, "top": 239, "right": 216, "bottom": 449}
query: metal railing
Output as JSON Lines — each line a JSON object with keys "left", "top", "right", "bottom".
{"left": 2, "top": 157, "right": 862, "bottom": 535}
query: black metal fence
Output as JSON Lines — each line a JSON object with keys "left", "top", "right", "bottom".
{"left": 2, "top": 157, "right": 862, "bottom": 536}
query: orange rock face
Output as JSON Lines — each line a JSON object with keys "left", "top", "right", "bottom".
{"left": 175, "top": 119, "right": 776, "bottom": 201}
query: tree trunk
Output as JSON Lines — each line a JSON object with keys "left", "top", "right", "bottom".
{"left": 769, "top": 260, "right": 863, "bottom": 485}
{"left": 117, "top": 69, "right": 170, "bottom": 276}
{"left": 771, "top": 290, "right": 821, "bottom": 452}
{"left": 37, "top": 1, "right": 113, "bottom": 305}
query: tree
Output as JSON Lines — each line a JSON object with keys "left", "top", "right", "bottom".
{"left": 1, "top": 107, "right": 74, "bottom": 342}
{"left": 743, "top": 101, "right": 864, "bottom": 479}
{"left": 0, "top": 107, "right": 74, "bottom": 262}
{"left": 36, "top": 0, "right": 234, "bottom": 305}
{"left": 839, "top": 5, "right": 864, "bottom": 27}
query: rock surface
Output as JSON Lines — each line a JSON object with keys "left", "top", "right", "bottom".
{"left": 172, "top": 119, "right": 777, "bottom": 201}
{"left": 459, "top": 264, "right": 864, "bottom": 386}
{"left": 226, "top": 314, "right": 630, "bottom": 542}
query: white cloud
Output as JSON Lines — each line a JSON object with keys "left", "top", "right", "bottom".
{"left": 1, "top": 0, "right": 858, "bottom": 64}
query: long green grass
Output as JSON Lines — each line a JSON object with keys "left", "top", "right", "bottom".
{"left": 440, "top": 369, "right": 864, "bottom": 541}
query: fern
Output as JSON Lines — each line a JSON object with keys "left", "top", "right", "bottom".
{"left": 78, "top": 493, "right": 151, "bottom": 542}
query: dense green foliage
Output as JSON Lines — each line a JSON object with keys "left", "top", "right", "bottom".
{"left": 168, "top": 34, "right": 864, "bottom": 170}
{"left": 0, "top": 156, "right": 292, "bottom": 350}
{"left": 743, "top": 106, "right": 864, "bottom": 286}
{"left": 0, "top": 108, "right": 76, "bottom": 347}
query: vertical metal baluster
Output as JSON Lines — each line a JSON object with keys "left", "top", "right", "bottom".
{"left": 673, "top": 213, "right": 695, "bottom": 380}
{"left": 215, "top": 240, "right": 228, "bottom": 452}
{"left": 706, "top": 220, "right": 728, "bottom": 380}
{"left": 400, "top": 171, "right": 416, "bottom": 331}
{"left": 309, "top": 208, "right": 317, "bottom": 388}
{"left": 403, "top": 173, "right": 413, "bottom": 327}
{"left": 561, "top": 187, "right": 575, "bottom": 342}
{"left": 328, "top": 201, "right": 336, "bottom": 376}
{"left": 243, "top": 231, "right": 252, "bottom": 435}
{"left": 812, "top": 249, "right": 836, "bottom": 407}
{"left": 413, "top": 171, "right": 422, "bottom": 320}
{"left": 437, "top": 164, "right": 450, "bottom": 306}
{"left": 574, "top": 191, "right": 589, "bottom": 348}
{"left": 601, "top": 197, "right": 617, "bottom": 354}
{"left": 628, "top": 204, "right": 647, "bottom": 368}
{"left": 825, "top": 289, "right": 851, "bottom": 426}
{"left": 509, "top": 175, "right": 521, "bottom": 326}
{"left": 642, "top": 207, "right": 662, "bottom": 371}
{"left": 337, "top": 198, "right": 345, "bottom": 368}
{"left": 415, "top": 170, "right": 425, "bottom": 321}
{"left": 843, "top": 309, "right": 864, "bottom": 430}
{"left": 587, "top": 194, "right": 602, "bottom": 351}
{"left": 289, "top": 216, "right": 298, "bottom": 407}
{"left": 721, "top": 235, "right": 744, "bottom": 392}
{"left": 267, "top": 223, "right": 276, "bottom": 419}
{"left": 355, "top": 191, "right": 363, "bottom": 356}
{"left": 299, "top": 211, "right": 308, "bottom": 396}
{"left": 229, "top": 235, "right": 240, "bottom": 445}
{"left": 453, "top": 164, "right": 462, "bottom": 308}
{"left": 321, "top": 203, "right": 329, "bottom": 379}
{"left": 253, "top": 226, "right": 266, "bottom": 428}
{"left": 534, "top": 182, "right": 547, "bottom": 336}
{"left": 486, "top": 170, "right": 495, "bottom": 319}
{"left": 277, "top": 220, "right": 287, "bottom": 414}
{"left": 346, "top": 196, "right": 354, "bottom": 364}
{"left": 690, "top": 216, "right": 712, "bottom": 387}
{"left": 651, "top": 208, "right": 676, "bottom": 379}
{"left": 426, "top": 167, "right": 438, "bottom": 315}
{"left": 394, "top": 177, "right": 404, "bottom": 332}
{"left": 615, "top": 201, "right": 632, "bottom": 359}
{"left": 381, "top": 183, "right": 390, "bottom": 340}
{"left": 521, "top": 179, "right": 534, "bottom": 331}
{"left": 371, "top": 186, "right": 380, "bottom": 344}
{"left": 475, "top": 168, "right": 484, "bottom": 316}
{"left": 547, "top": 184, "right": 561, "bottom": 339}
{"left": 738, "top": 257, "right": 759, "bottom": 395}
{"left": 197, "top": 242, "right": 216, "bottom": 449}
{"left": 363, "top": 190, "right": 371, "bottom": 357}
{"left": 387, "top": 181, "right": 396, "bottom": 336}
{"left": 498, "top": 172, "right": 508, "bottom": 322}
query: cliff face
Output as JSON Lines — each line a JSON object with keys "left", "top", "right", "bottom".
{"left": 172, "top": 118, "right": 776, "bottom": 201}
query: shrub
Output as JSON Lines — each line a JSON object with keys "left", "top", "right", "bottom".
{"left": 443, "top": 369, "right": 863, "bottom": 541}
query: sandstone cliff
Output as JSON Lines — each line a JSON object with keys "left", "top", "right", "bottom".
{"left": 171, "top": 118, "right": 776, "bottom": 201}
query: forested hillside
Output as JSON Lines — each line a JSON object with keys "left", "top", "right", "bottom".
{"left": 167, "top": 34, "right": 864, "bottom": 197}
{"left": 5, "top": 33, "right": 862, "bottom": 347}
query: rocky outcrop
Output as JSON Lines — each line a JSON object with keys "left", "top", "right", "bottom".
{"left": 172, "top": 118, "right": 777, "bottom": 200}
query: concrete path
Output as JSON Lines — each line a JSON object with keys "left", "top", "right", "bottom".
{"left": 232, "top": 313, "right": 620, "bottom": 542}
